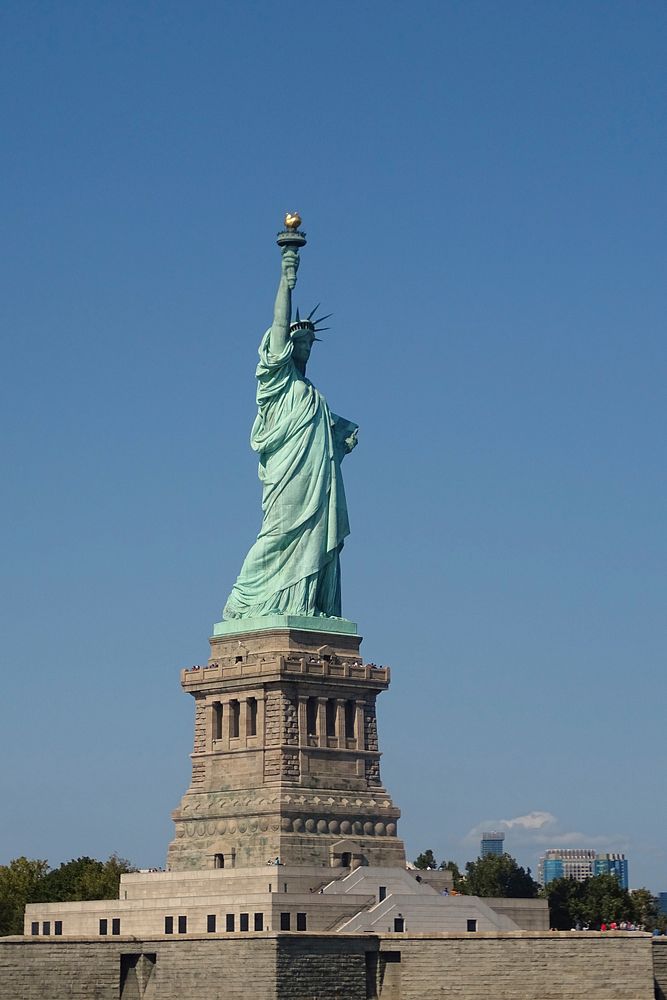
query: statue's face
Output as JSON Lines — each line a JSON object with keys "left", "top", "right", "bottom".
{"left": 292, "top": 336, "right": 314, "bottom": 366}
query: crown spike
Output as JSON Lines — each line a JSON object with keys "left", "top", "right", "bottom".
{"left": 295, "top": 307, "right": 300, "bottom": 323}
{"left": 307, "top": 303, "right": 321, "bottom": 320}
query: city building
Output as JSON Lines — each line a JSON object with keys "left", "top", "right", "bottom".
{"left": 594, "top": 854, "right": 629, "bottom": 890}
{"left": 481, "top": 832, "right": 505, "bottom": 857}
{"left": 538, "top": 850, "right": 629, "bottom": 888}
{"left": 657, "top": 893, "right": 667, "bottom": 916}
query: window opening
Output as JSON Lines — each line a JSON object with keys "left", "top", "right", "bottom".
{"left": 42, "top": 921, "right": 51, "bottom": 935}
{"left": 177, "top": 915, "right": 187, "bottom": 934}
{"left": 379, "top": 886, "right": 387, "bottom": 901}
{"left": 247, "top": 697, "right": 258, "bottom": 737}
{"left": 229, "top": 700, "right": 240, "bottom": 738}
{"left": 31, "top": 922, "right": 39, "bottom": 935}
{"left": 99, "top": 919, "right": 108, "bottom": 935}
{"left": 326, "top": 698, "right": 337, "bottom": 738}
{"left": 225, "top": 913, "right": 235, "bottom": 932}
{"left": 296, "top": 912, "right": 307, "bottom": 931}
{"left": 207, "top": 914, "right": 216, "bottom": 932}
{"left": 112, "top": 918, "right": 121, "bottom": 935}
{"left": 164, "top": 916, "right": 174, "bottom": 934}
{"left": 280, "top": 912, "right": 291, "bottom": 930}
{"left": 214, "top": 853, "right": 224, "bottom": 869}
{"left": 393, "top": 916, "right": 405, "bottom": 932}
{"left": 213, "top": 702, "right": 222, "bottom": 740}
{"left": 54, "top": 921, "right": 62, "bottom": 935}
{"left": 306, "top": 697, "right": 318, "bottom": 737}
{"left": 467, "top": 918, "right": 478, "bottom": 932}
{"left": 254, "top": 912, "right": 263, "bottom": 931}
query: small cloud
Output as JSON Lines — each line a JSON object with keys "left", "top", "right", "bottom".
{"left": 502, "top": 811, "right": 556, "bottom": 832}
{"left": 464, "top": 811, "right": 626, "bottom": 855}
{"left": 464, "top": 811, "right": 557, "bottom": 843}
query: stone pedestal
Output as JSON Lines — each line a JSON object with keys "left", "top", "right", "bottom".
{"left": 167, "top": 622, "right": 404, "bottom": 871}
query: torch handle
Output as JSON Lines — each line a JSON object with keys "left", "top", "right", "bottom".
{"left": 281, "top": 243, "right": 299, "bottom": 290}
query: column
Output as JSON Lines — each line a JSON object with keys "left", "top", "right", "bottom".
{"left": 257, "top": 694, "right": 266, "bottom": 748}
{"left": 238, "top": 697, "right": 247, "bottom": 743}
{"left": 298, "top": 697, "right": 308, "bottom": 747}
{"left": 355, "top": 702, "right": 364, "bottom": 750}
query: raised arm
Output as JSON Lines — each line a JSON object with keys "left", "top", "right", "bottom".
{"left": 269, "top": 248, "right": 300, "bottom": 356}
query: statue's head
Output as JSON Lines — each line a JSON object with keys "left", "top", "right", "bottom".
{"left": 290, "top": 321, "right": 319, "bottom": 364}
{"left": 290, "top": 305, "right": 331, "bottom": 371}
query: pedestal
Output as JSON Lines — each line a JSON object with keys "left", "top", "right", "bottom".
{"left": 167, "top": 622, "right": 405, "bottom": 871}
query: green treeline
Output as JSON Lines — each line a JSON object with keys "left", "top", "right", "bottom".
{"left": 0, "top": 855, "right": 135, "bottom": 936}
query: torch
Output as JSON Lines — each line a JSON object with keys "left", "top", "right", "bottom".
{"left": 276, "top": 212, "right": 307, "bottom": 287}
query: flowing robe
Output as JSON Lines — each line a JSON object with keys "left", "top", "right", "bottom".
{"left": 223, "top": 330, "right": 357, "bottom": 620}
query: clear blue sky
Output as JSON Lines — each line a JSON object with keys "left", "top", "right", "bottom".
{"left": 1, "top": 1, "right": 665, "bottom": 890}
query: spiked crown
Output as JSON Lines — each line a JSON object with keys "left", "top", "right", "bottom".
{"left": 290, "top": 304, "right": 331, "bottom": 341}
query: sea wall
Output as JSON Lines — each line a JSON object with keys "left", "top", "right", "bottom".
{"left": 0, "top": 930, "right": 657, "bottom": 1000}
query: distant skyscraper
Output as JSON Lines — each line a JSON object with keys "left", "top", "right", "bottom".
{"left": 538, "top": 849, "right": 629, "bottom": 888}
{"left": 480, "top": 832, "right": 505, "bottom": 857}
{"left": 594, "top": 854, "right": 629, "bottom": 890}
{"left": 538, "top": 850, "right": 596, "bottom": 885}
{"left": 658, "top": 893, "right": 667, "bottom": 916}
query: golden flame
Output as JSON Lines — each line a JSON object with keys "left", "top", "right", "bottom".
{"left": 284, "top": 212, "right": 302, "bottom": 230}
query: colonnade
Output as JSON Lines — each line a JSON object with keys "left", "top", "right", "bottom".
{"left": 208, "top": 693, "right": 370, "bottom": 752}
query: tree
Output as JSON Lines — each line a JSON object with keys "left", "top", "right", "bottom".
{"left": 0, "top": 858, "right": 49, "bottom": 936}
{"left": 464, "top": 853, "right": 539, "bottom": 898}
{"left": 39, "top": 855, "right": 135, "bottom": 903}
{"left": 630, "top": 888, "right": 662, "bottom": 931}
{"left": 0, "top": 854, "right": 136, "bottom": 936}
{"left": 544, "top": 874, "right": 636, "bottom": 930}
{"left": 414, "top": 849, "right": 438, "bottom": 870}
{"left": 439, "top": 859, "right": 465, "bottom": 892}
{"left": 542, "top": 875, "right": 581, "bottom": 930}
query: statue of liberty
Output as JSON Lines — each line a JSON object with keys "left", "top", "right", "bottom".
{"left": 223, "top": 217, "right": 358, "bottom": 621}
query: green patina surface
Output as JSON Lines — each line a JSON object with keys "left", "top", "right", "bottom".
{"left": 222, "top": 225, "right": 358, "bottom": 624}
{"left": 212, "top": 614, "right": 358, "bottom": 637}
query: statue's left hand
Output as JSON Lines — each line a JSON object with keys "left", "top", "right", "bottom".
{"left": 344, "top": 429, "right": 359, "bottom": 453}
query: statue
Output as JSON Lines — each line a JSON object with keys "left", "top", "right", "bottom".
{"left": 222, "top": 216, "right": 358, "bottom": 622}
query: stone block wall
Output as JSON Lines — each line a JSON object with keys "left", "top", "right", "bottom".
{"left": 1, "top": 930, "right": 660, "bottom": 1000}
{"left": 389, "top": 932, "right": 655, "bottom": 1000}
{"left": 0, "top": 936, "right": 279, "bottom": 1000}
{"left": 0, "top": 938, "right": 121, "bottom": 1000}
{"left": 654, "top": 938, "right": 667, "bottom": 1000}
